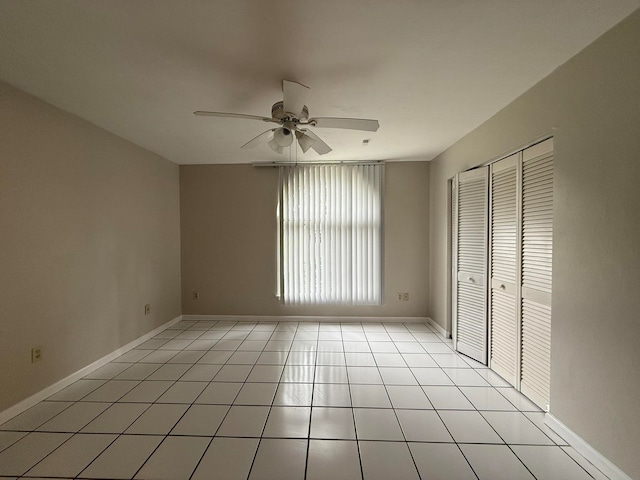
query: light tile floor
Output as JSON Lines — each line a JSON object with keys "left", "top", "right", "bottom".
{"left": 0, "top": 320, "right": 609, "bottom": 479}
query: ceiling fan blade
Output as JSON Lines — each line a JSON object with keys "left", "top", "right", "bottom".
{"left": 309, "top": 117, "right": 380, "bottom": 132}
{"left": 240, "top": 129, "right": 276, "bottom": 149}
{"left": 282, "top": 80, "right": 310, "bottom": 116}
{"left": 295, "top": 130, "right": 316, "bottom": 153}
{"left": 301, "top": 129, "right": 332, "bottom": 155}
{"left": 194, "top": 111, "right": 276, "bottom": 123}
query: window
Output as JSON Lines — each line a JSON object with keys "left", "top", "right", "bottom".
{"left": 278, "top": 163, "right": 383, "bottom": 305}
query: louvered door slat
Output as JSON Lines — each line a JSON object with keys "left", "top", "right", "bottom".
{"left": 491, "top": 290, "right": 518, "bottom": 384}
{"left": 520, "top": 139, "right": 553, "bottom": 410}
{"left": 491, "top": 163, "right": 517, "bottom": 284}
{"left": 489, "top": 154, "right": 518, "bottom": 386}
{"left": 522, "top": 148, "right": 553, "bottom": 296}
{"left": 521, "top": 300, "right": 551, "bottom": 406}
{"left": 455, "top": 167, "right": 488, "bottom": 364}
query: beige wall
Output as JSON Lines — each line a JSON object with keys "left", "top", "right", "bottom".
{"left": 429, "top": 9, "right": 640, "bottom": 478}
{"left": 180, "top": 162, "right": 429, "bottom": 318}
{"left": 0, "top": 81, "right": 181, "bottom": 412}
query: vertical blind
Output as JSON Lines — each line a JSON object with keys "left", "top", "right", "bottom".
{"left": 279, "top": 164, "right": 383, "bottom": 305}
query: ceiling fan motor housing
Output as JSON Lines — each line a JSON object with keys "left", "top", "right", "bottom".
{"left": 271, "top": 101, "right": 309, "bottom": 122}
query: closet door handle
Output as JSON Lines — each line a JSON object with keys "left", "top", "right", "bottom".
{"left": 499, "top": 284, "right": 506, "bottom": 290}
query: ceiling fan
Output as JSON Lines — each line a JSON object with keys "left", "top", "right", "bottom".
{"left": 194, "top": 80, "right": 379, "bottom": 155}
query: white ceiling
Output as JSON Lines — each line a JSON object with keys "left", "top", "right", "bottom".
{"left": 1, "top": 1, "right": 639, "bottom": 165}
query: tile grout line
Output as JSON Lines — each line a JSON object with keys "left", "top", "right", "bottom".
{"left": 16, "top": 374, "right": 158, "bottom": 478}
{"left": 71, "top": 325, "right": 202, "bottom": 480}
{"left": 0, "top": 319, "right": 604, "bottom": 480}
{"left": 439, "top": 348, "right": 556, "bottom": 480}
{"left": 453, "top": 382, "right": 537, "bottom": 479}
{"left": 116, "top": 319, "right": 230, "bottom": 480}
{"left": 341, "top": 322, "right": 365, "bottom": 480}
{"left": 301, "top": 321, "right": 320, "bottom": 480}
{"left": 384, "top": 322, "right": 425, "bottom": 480}
{"left": 84, "top": 319, "right": 240, "bottom": 480}
{"left": 187, "top": 320, "right": 271, "bottom": 480}
{"left": 403, "top": 322, "right": 481, "bottom": 480}
{"left": 245, "top": 320, "right": 300, "bottom": 480}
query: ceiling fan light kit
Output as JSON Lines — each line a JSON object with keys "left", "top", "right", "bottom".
{"left": 267, "top": 138, "right": 284, "bottom": 154}
{"left": 273, "top": 127, "right": 294, "bottom": 147}
{"left": 194, "top": 80, "right": 379, "bottom": 156}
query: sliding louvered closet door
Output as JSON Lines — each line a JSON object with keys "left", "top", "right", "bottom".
{"left": 520, "top": 138, "right": 554, "bottom": 410}
{"left": 454, "top": 138, "right": 554, "bottom": 410}
{"left": 453, "top": 167, "right": 489, "bottom": 364}
{"left": 489, "top": 153, "right": 520, "bottom": 386}
{"left": 485, "top": 138, "right": 554, "bottom": 410}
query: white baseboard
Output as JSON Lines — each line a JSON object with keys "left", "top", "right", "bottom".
{"left": 0, "top": 315, "right": 182, "bottom": 426}
{"left": 427, "top": 318, "right": 451, "bottom": 338}
{"left": 545, "top": 413, "right": 632, "bottom": 480}
{"left": 181, "top": 314, "right": 430, "bottom": 324}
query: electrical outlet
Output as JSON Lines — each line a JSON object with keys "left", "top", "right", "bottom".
{"left": 31, "top": 347, "right": 42, "bottom": 363}
{"left": 193, "top": 291, "right": 199, "bottom": 300}
{"left": 402, "top": 292, "right": 409, "bottom": 301}
{"left": 397, "top": 292, "right": 403, "bottom": 301}
{"left": 144, "top": 304, "right": 151, "bottom": 315}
